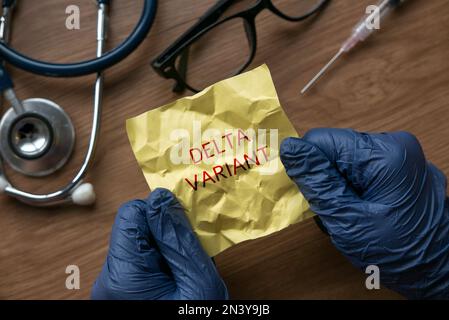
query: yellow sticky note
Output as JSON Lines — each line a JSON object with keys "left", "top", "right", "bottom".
{"left": 126, "top": 64, "right": 311, "bottom": 256}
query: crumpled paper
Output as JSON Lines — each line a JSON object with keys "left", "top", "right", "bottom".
{"left": 126, "top": 64, "right": 311, "bottom": 256}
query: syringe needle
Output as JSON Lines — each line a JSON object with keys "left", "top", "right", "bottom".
{"left": 301, "top": 48, "right": 344, "bottom": 95}
{"left": 300, "top": 0, "right": 404, "bottom": 95}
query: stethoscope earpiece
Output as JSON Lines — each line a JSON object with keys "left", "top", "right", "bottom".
{"left": 71, "top": 183, "right": 96, "bottom": 206}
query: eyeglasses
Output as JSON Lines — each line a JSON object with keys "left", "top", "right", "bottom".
{"left": 152, "top": 0, "right": 330, "bottom": 93}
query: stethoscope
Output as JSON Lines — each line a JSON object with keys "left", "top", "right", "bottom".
{"left": 0, "top": 0, "right": 157, "bottom": 206}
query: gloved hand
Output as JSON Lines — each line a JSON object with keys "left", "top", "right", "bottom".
{"left": 280, "top": 128, "right": 449, "bottom": 299}
{"left": 91, "top": 188, "right": 228, "bottom": 300}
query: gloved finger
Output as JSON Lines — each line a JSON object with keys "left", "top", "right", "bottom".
{"left": 301, "top": 128, "right": 362, "bottom": 190}
{"left": 146, "top": 188, "right": 228, "bottom": 300}
{"left": 280, "top": 137, "right": 363, "bottom": 213}
{"left": 108, "top": 200, "right": 171, "bottom": 274}
{"left": 91, "top": 200, "right": 175, "bottom": 300}
{"left": 280, "top": 137, "right": 389, "bottom": 252}
{"left": 302, "top": 128, "right": 428, "bottom": 204}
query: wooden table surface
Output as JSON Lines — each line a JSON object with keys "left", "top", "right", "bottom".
{"left": 1, "top": 0, "right": 448, "bottom": 299}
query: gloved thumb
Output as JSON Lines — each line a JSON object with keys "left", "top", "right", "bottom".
{"left": 281, "top": 137, "right": 397, "bottom": 265}
{"left": 146, "top": 188, "right": 228, "bottom": 300}
{"left": 280, "top": 137, "right": 363, "bottom": 217}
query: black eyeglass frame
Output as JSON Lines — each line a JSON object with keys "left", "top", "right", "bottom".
{"left": 152, "top": 0, "right": 331, "bottom": 93}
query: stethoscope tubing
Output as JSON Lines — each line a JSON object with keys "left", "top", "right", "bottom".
{"left": 0, "top": 1, "right": 158, "bottom": 206}
{"left": 1, "top": 3, "right": 109, "bottom": 206}
{"left": 0, "top": 0, "right": 157, "bottom": 77}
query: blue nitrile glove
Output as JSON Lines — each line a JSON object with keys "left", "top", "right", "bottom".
{"left": 91, "top": 188, "right": 228, "bottom": 300}
{"left": 280, "top": 128, "right": 449, "bottom": 299}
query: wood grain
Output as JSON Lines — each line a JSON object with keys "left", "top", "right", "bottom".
{"left": 1, "top": 0, "right": 447, "bottom": 299}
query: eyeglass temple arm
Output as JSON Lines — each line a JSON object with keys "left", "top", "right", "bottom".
{"left": 173, "top": 47, "right": 189, "bottom": 92}
{"left": 153, "top": 0, "right": 234, "bottom": 67}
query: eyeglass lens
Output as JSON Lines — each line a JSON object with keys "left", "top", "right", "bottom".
{"left": 176, "top": 0, "right": 326, "bottom": 91}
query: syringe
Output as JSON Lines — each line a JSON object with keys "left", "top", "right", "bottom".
{"left": 301, "top": 0, "right": 405, "bottom": 95}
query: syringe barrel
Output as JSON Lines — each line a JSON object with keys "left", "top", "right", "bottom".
{"left": 341, "top": 0, "right": 399, "bottom": 52}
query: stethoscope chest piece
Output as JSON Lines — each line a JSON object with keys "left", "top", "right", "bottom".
{"left": 0, "top": 0, "right": 158, "bottom": 206}
{"left": 0, "top": 98, "right": 75, "bottom": 177}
